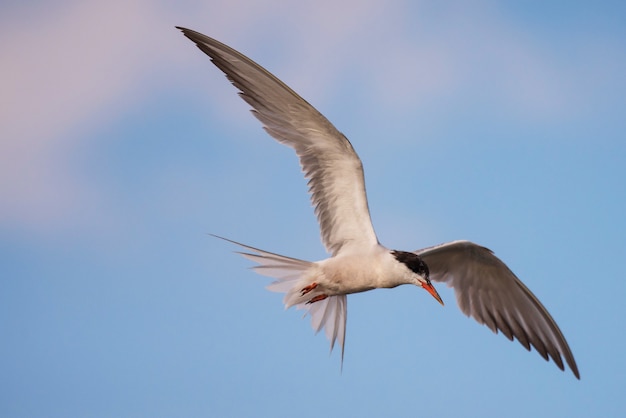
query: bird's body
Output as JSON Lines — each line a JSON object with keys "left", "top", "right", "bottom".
{"left": 178, "top": 26, "right": 579, "bottom": 378}
{"left": 245, "top": 239, "right": 433, "bottom": 296}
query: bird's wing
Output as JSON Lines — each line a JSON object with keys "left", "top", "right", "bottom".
{"left": 416, "top": 240, "right": 580, "bottom": 379}
{"left": 178, "top": 27, "right": 378, "bottom": 256}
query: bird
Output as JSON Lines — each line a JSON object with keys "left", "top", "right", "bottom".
{"left": 177, "top": 26, "right": 580, "bottom": 379}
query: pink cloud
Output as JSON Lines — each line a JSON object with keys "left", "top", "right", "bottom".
{"left": 0, "top": 0, "right": 177, "bottom": 231}
{"left": 0, "top": 0, "right": 620, "bottom": 234}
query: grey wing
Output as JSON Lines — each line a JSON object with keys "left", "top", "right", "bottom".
{"left": 178, "top": 27, "right": 378, "bottom": 256}
{"left": 416, "top": 240, "right": 580, "bottom": 379}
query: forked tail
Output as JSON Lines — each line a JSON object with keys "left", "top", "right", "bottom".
{"left": 212, "top": 235, "right": 347, "bottom": 364}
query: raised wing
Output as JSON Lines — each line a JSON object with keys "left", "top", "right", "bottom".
{"left": 178, "top": 27, "right": 378, "bottom": 256}
{"left": 416, "top": 240, "right": 579, "bottom": 379}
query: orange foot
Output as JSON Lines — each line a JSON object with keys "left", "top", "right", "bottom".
{"left": 300, "top": 282, "right": 318, "bottom": 296}
{"left": 307, "top": 294, "right": 328, "bottom": 304}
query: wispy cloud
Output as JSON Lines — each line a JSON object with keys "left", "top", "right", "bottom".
{"left": 0, "top": 0, "right": 622, "bottom": 233}
{"left": 0, "top": 0, "right": 176, "bottom": 230}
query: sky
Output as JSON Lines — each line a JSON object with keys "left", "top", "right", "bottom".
{"left": 1, "top": 0, "right": 625, "bottom": 417}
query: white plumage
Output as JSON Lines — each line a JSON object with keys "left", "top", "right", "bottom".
{"left": 178, "top": 27, "right": 579, "bottom": 379}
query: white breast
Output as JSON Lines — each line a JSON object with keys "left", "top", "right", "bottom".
{"left": 316, "top": 245, "right": 412, "bottom": 294}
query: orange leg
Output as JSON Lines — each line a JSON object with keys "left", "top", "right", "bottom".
{"left": 307, "top": 294, "right": 328, "bottom": 304}
{"left": 300, "top": 282, "right": 318, "bottom": 296}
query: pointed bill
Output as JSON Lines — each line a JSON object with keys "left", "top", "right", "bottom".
{"left": 423, "top": 281, "right": 444, "bottom": 306}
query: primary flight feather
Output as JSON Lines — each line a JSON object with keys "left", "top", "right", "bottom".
{"left": 177, "top": 26, "right": 579, "bottom": 379}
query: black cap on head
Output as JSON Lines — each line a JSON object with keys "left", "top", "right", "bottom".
{"left": 391, "top": 250, "right": 430, "bottom": 278}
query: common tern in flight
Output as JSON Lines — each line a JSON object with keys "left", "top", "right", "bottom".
{"left": 177, "top": 27, "right": 579, "bottom": 379}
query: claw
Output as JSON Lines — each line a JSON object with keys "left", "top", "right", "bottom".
{"left": 306, "top": 294, "right": 328, "bottom": 304}
{"left": 300, "top": 282, "right": 318, "bottom": 296}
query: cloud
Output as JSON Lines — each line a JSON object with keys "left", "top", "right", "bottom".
{"left": 0, "top": 0, "right": 178, "bottom": 231}
{"left": 0, "top": 0, "right": 622, "bottom": 234}
{"left": 0, "top": 0, "right": 405, "bottom": 233}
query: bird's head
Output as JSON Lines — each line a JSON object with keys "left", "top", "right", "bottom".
{"left": 391, "top": 250, "right": 444, "bottom": 305}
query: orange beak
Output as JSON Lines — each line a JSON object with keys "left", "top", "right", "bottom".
{"left": 422, "top": 281, "right": 444, "bottom": 306}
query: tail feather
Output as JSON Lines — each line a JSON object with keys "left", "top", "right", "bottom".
{"left": 308, "top": 294, "right": 347, "bottom": 355}
{"left": 213, "top": 235, "right": 347, "bottom": 364}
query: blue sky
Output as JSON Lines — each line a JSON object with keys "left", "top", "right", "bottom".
{"left": 2, "top": 0, "right": 625, "bottom": 416}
